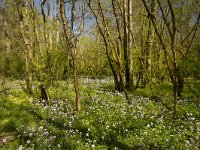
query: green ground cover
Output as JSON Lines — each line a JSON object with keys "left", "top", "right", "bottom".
{"left": 0, "top": 78, "right": 199, "bottom": 149}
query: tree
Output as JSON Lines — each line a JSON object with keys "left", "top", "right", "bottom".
{"left": 1, "top": 1, "right": 11, "bottom": 78}
{"left": 60, "top": 0, "right": 85, "bottom": 113}
{"left": 17, "top": 0, "right": 33, "bottom": 94}
{"left": 87, "top": 0, "right": 138, "bottom": 92}
{"left": 142, "top": 0, "right": 200, "bottom": 118}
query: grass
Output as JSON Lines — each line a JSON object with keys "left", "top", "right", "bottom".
{"left": 0, "top": 78, "right": 199, "bottom": 149}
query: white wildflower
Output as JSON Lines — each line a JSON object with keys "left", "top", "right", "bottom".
{"left": 18, "top": 145, "right": 23, "bottom": 150}
{"left": 2, "top": 138, "right": 6, "bottom": 143}
{"left": 27, "top": 140, "right": 31, "bottom": 144}
{"left": 29, "top": 133, "right": 33, "bottom": 137}
{"left": 57, "top": 144, "right": 61, "bottom": 148}
{"left": 39, "top": 126, "right": 43, "bottom": 131}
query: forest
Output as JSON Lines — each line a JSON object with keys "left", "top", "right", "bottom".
{"left": 0, "top": 0, "right": 200, "bottom": 149}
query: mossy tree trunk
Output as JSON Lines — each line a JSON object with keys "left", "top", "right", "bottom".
{"left": 17, "top": 1, "right": 33, "bottom": 94}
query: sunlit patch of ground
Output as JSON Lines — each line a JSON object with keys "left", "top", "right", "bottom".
{"left": 0, "top": 78, "right": 199, "bottom": 149}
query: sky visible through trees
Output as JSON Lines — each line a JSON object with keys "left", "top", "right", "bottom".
{"left": 0, "top": 0, "right": 200, "bottom": 149}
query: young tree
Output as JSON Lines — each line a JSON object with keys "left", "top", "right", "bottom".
{"left": 17, "top": 0, "right": 33, "bottom": 94}
{"left": 142, "top": 0, "right": 200, "bottom": 118}
{"left": 1, "top": 1, "right": 11, "bottom": 78}
{"left": 60, "top": 0, "right": 85, "bottom": 113}
{"left": 87, "top": 0, "right": 138, "bottom": 92}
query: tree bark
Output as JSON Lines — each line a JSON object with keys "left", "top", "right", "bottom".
{"left": 17, "top": 1, "right": 33, "bottom": 94}
{"left": 60, "top": 0, "right": 81, "bottom": 113}
{"left": 141, "top": 0, "right": 192, "bottom": 118}
{"left": 123, "top": 0, "right": 132, "bottom": 91}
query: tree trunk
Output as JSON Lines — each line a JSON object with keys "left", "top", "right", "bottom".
{"left": 60, "top": 0, "right": 81, "bottom": 113}
{"left": 72, "top": 47, "right": 81, "bottom": 112}
{"left": 127, "top": 0, "right": 134, "bottom": 90}
{"left": 173, "top": 78, "right": 178, "bottom": 118}
{"left": 4, "top": 32, "right": 10, "bottom": 77}
{"left": 17, "top": 1, "right": 33, "bottom": 94}
{"left": 123, "top": 0, "right": 133, "bottom": 91}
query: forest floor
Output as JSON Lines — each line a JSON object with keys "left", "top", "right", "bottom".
{"left": 0, "top": 78, "right": 199, "bottom": 149}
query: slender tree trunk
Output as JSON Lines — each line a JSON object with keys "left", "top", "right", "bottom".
{"left": 123, "top": 0, "right": 129, "bottom": 90}
{"left": 60, "top": 0, "right": 81, "bottom": 113}
{"left": 2, "top": 2, "right": 10, "bottom": 78}
{"left": 127, "top": 0, "right": 134, "bottom": 90}
{"left": 173, "top": 76, "right": 178, "bottom": 118}
{"left": 145, "top": 0, "right": 156, "bottom": 87}
{"left": 4, "top": 30, "right": 10, "bottom": 77}
{"left": 56, "top": 0, "right": 60, "bottom": 48}
{"left": 19, "top": 21, "right": 33, "bottom": 94}
{"left": 72, "top": 46, "right": 81, "bottom": 112}
{"left": 123, "top": 0, "right": 133, "bottom": 91}
{"left": 17, "top": 1, "right": 33, "bottom": 94}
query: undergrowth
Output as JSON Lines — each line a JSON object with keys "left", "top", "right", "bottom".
{"left": 0, "top": 78, "right": 199, "bottom": 149}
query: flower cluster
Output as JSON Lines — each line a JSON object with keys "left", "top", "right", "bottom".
{"left": 15, "top": 78, "right": 200, "bottom": 149}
